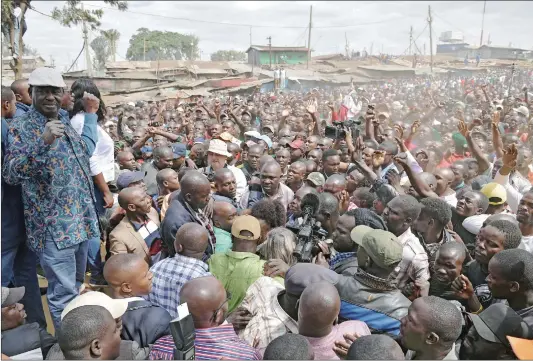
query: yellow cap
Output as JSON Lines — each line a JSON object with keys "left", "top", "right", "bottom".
{"left": 231, "top": 215, "right": 261, "bottom": 241}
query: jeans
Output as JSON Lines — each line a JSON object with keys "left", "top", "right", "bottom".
{"left": 87, "top": 181, "right": 105, "bottom": 284}
{"left": 1, "top": 235, "right": 47, "bottom": 329}
{"left": 38, "top": 236, "right": 89, "bottom": 331}
{"left": 1, "top": 15, "right": 20, "bottom": 59}
{"left": 87, "top": 237, "right": 104, "bottom": 284}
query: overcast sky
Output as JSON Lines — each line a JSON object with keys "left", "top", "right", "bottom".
{"left": 23, "top": 1, "right": 533, "bottom": 71}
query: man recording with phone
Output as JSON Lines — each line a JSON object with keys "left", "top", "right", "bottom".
{"left": 3, "top": 67, "right": 100, "bottom": 330}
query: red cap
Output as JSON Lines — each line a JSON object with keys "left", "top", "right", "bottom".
{"left": 289, "top": 139, "right": 304, "bottom": 150}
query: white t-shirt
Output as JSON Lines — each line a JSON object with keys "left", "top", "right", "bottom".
{"left": 71, "top": 112, "right": 116, "bottom": 182}
{"left": 519, "top": 235, "right": 533, "bottom": 254}
{"left": 441, "top": 192, "right": 458, "bottom": 208}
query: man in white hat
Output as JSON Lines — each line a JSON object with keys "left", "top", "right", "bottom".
{"left": 199, "top": 139, "right": 246, "bottom": 202}
{"left": 2, "top": 67, "right": 101, "bottom": 330}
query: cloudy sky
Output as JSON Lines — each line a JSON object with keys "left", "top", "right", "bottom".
{"left": 23, "top": 1, "right": 533, "bottom": 71}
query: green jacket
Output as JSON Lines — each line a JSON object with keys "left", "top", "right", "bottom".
{"left": 208, "top": 251, "right": 283, "bottom": 313}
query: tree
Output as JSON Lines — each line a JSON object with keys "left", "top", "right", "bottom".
{"left": 1, "top": 0, "right": 127, "bottom": 79}
{"left": 90, "top": 35, "right": 110, "bottom": 70}
{"left": 126, "top": 28, "right": 199, "bottom": 61}
{"left": 211, "top": 50, "right": 246, "bottom": 61}
{"left": 101, "top": 29, "right": 120, "bottom": 63}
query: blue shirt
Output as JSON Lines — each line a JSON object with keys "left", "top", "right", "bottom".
{"left": 2, "top": 107, "right": 99, "bottom": 252}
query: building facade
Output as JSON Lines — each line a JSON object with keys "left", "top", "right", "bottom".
{"left": 246, "top": 46, "right": 309, "bottom": 66}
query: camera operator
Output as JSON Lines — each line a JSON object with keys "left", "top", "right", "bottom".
{"left": 199, "top": 139, "right": 247, "bottom": 203}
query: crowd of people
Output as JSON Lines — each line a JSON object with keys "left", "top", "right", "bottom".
{"left": 1, "top": 63, "right": 533, "bottom": 360}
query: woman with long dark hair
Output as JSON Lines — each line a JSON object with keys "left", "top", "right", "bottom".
{"left": 69, "top": 78, "right": 115, "bottom": 285}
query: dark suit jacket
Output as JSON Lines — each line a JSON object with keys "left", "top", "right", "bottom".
{"left": 160, "top": 193, "right": 213, "bottom": 256}
{"left": 122, "top": 299, "right": 172, "bottom": 347}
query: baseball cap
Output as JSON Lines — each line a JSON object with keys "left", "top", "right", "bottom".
{"left": 507, "top": 336, "right": 533, "bottom": 360}
{"left": 516, "top": 105, "right": 529, "bottom": 118}
{"left": 480, "top": 182, "right": 507, "bottom": 205}
{"left": 306, "top": 172, "right": 326, "bottom": 187}
{"left": 1, "top": 286, "right": 25, "bottom": 307}
{"left": 350, "top": 226, "right": 403, "bottom": 269}
{"left": 244, "top": 130, "right": 261, "bottom": 139}
{"left": 262, "top": 125, "right": 275, "bottom": 134}
{"left": 469, "top": 303, "right": 533, "bottom": 347}
{"left": 207, "top": 139, "right": 231, "bottom": 157}
{"left": 289, "top": 139, "right": 304, "bottom": 150}
{"left": 141, "top": 145, "right": 153, "bottom": 153}
{"left": 171, "top": 143, "right": 187, "bottom": 158}
{"left": 231, "top": 215, "right": 261, "bottom": 241}
{"left": 117, "top": 170, "right": 145, "bottom": 190}
{"left": 244, "top": 140, "right": 257, "bottom": 148}
{"left": 61, "top": 291, "right": 128, "bottom": 320}
{"left": 28, "top": 67, "right": 66, "bottom": 88}
{"left": 259, "top": 135, "right": 272, "bottom": 149}
{"left": 284, "top": 263, "right": 340, "bottom": 296}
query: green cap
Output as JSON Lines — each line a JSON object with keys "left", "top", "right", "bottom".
{"left": 351, "top": 226, "right": 403, "bottom": 269}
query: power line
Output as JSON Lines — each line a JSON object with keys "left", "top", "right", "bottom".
{"left": 431, "top": 11, "right": 478, "bottom": 42}
{"left": 28, "top": 6, "right": 53, "bottom": 18}
{"left": 66, "top": 41, "right": 86, "bottom": 73}
{"left": 292, "top": 26, "right": 308, "bottom": 46}
{"left": 399, "top": 23, "right": 428, "bottom": 56}
{"left": 82, "top": 3, "right": 403, "bottom": 29}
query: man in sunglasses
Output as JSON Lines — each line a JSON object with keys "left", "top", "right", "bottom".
{"left": 149, "top": 276, "right": 261, "bottom": 360}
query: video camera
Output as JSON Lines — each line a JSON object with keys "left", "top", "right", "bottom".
{"left": 324, "top": 117, "right": 362, "bottom": 140}
{"left": 288, "top": 193, "right": 328, "bottom": 263}
{"left": 170, "top": 303, "right": 195, "bottom": 360}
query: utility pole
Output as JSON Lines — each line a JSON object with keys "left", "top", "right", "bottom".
{"left": 409, "top": 26, "right": 413, "bottom": 55}
{"left": 479, "top": 0, "right": 486, "bottom": 46}
{"left": 249, "top": 26, "right": 252, "bottom": 46}
{"left": 143, "top": 38, "right": 146, "bottom": 61}
{"left": 81, "top": 3, "right": 92, "bottom": 76}
{"left": 428, "top": 5, "right": 433, "bottom": 73}
{"left": 345, "top": 32, "right": 349, "bottom": 59}
{"left": 307, "top": 5, "right": 312, "bottom": 69}
{"left": 267, "top": 36, "right": 272, "bottom": 68}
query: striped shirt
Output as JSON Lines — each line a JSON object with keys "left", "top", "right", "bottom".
{"left": 147, "top": 254, "right": 210, "bottom": 318}
{"left": 149, "top": 323, "right": 261, "bottom": 360}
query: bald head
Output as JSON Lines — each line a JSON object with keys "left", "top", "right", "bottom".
{"left": 117, "top": 187, "right": 146, "bottom": 209}
{"left": 180, "top": 170, "right": 210, "bottom": 195}
{"left": 180, "top": 276, "right": 227, "bottom": 328}
{"left": 261, "top": 160, "right": 282, "bottom": 176}
{"left": 214, "top": 168, "right": 234, "bottom": 183}
{"left": 249, "top": 144, "right": 265, "bottom": 155}
{"left": 419, "top": 172, "right": 437, "bottom": 189}
{"left": 174, "top": 223, "right": 209, "bottom": 258}
{"left": 298, "top": 282, "right": 341, "bottom": 337}
{"left": 436, "top": 241, "right": 466, "bottom": 261}
{"left": 10, "top": 79, "right": 31, "bottom": 105}
{"left": 156, "top": 168, "right": 178, "bottom": 188}
{"left": 103, "top": 254, "right": 144, "bottom": 287}
{"left": 259, "top": 154, "right": 276, "bottom": 170}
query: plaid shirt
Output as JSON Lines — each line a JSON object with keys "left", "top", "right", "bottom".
{"left": 149, "top": 323, "right": 261, "bottom": 360}
{"left": 393, "top": 227, "right": 430, "bottom": 292}
{"left": 147, "top": 254, "right": 210, "bottom": 318}
{"left": 239, "top": 277, "right": 298, "bottom": 354}
{"left": 329, "top": 252, "right": 356, "bottom": 270}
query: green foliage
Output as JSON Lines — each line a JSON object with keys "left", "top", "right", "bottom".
{"left": 51, "top": 0, "right": 128, "bottom": 31}
{"left": 125, "top": 28, "right": 199, "bottom": 61}
{"left": 210, "top": 50, "right": 246, "bottom": 61}
{"left": 90, "top": 35, "right": 110, "bottom": 70}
